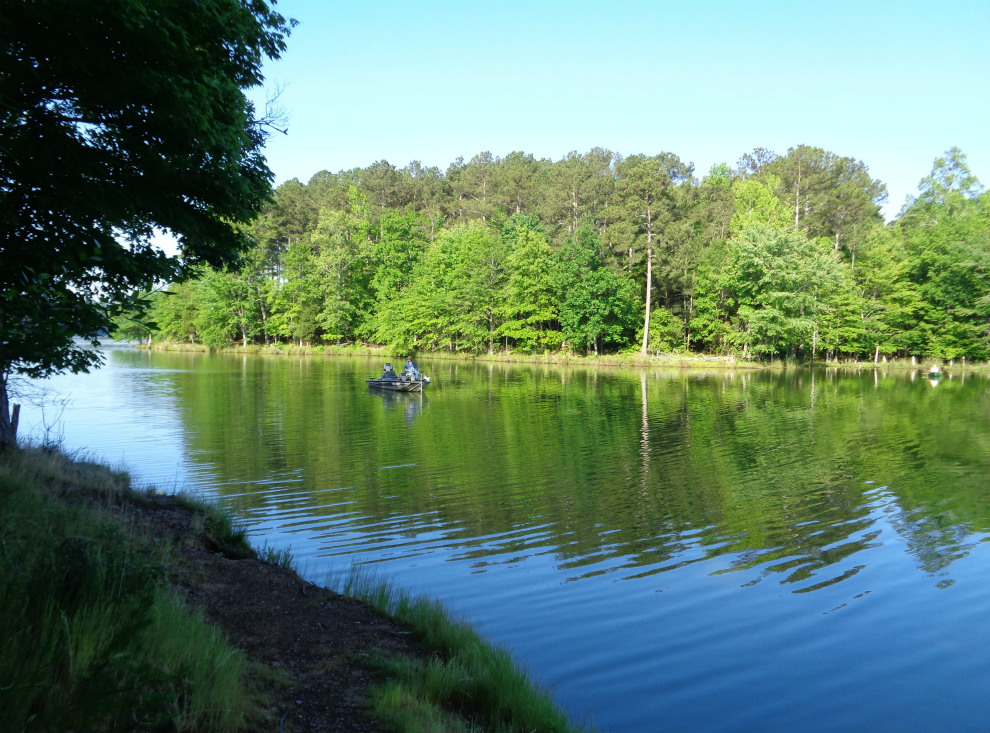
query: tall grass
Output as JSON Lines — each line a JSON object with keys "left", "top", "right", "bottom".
{"left": 337, "top": 567, "right": 590, "bottom": 733}
{"left": 0, "top": 448, "right": 253, "bottom": 732}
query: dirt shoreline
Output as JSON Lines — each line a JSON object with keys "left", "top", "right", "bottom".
{"left": 129, "top": 491, "right": 429, "bottom": 732}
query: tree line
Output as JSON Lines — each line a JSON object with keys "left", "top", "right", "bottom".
{"left": 139, "top": 145, "right": 990, "bottom": 362}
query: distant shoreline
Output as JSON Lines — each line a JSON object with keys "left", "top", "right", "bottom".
{"left": 132, "top": 339, "right": 989, "bottom": 373}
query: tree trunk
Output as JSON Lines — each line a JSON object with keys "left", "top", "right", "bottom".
{"left": 641, "top": 201, "right": 654, "bottom": 358}
{"left": 641, "top": 250, "right": 653, "bottom": 357}
{"left": 794, "top": 161, "right": 803, "bottom": 228}
{"left": 0, "top": 378, "right": 19, "bottom": 450}
{"left": 258, "top": 288, "right": 269, "bottom": 344}
{"left": 571, "top": 187, "right": 578, "bottom": 234}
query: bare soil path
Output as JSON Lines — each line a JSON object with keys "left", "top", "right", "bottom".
{"left": 128, "top": 494, "right": 426, "bottom": 733}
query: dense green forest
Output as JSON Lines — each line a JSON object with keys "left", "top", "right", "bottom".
{"left": 137, "top": 145, "right": 990, "bottom": 361}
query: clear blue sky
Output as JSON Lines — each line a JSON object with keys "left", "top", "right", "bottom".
{"left": 252, "top": 0, "right": 990, "bottom": 221}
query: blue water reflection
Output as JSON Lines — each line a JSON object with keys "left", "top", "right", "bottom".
{"left": 19, "top": 346, "right": 990, "bottom": 733}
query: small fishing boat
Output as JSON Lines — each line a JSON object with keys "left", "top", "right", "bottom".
{"left": 928, "top": 364, "right": 941, "bottom": 378}
{"left": 366, "top": 362, "right": 430, "bottom": 392}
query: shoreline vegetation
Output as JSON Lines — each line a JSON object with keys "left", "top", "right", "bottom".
{"left": 119, "top": 147, "right": 990, "bottom": 370}
{"left": 137, "top": 339, "right": 990, "bottom": 373}
{"left": 0, "top": 447, "right": 589, "bottom": 733}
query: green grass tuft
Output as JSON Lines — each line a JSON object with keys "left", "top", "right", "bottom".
{"left": 337, "top": 566, "right": 591, "bottom": 733}
{"left": 257, "top": 540, "right": 295, "bottom": 569}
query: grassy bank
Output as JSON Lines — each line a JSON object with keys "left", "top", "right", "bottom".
{"left": 337, "top": 569, "right": 587, "bottom": 733}
{"left": 0, "top": 447, "right": 589, "bottom": 732}
{"left": 142, "top": 338, "right": 759, "bottom": 370}
{"left": 139, "top": 339, "right": 990, "bottom": 372}
{"left": 0, "top": 448, "right": 256, "bottom": 732}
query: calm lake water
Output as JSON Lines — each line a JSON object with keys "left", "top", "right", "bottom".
{"left": 20, "top": 345, "right": 990, "bottom": 732}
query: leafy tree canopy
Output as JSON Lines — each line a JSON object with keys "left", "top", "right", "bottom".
{"left": 0, "top": 0, "right": 294, "bottom": 447}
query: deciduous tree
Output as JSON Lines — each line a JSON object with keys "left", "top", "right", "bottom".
{"left": 555, "top": 229, "right": 639, "bottom": 355}
{"left": 897, "top": 148, "right": 990, "bottom": 359}
{"left": 497, "top": 215, "right": 561, "bottom": 352}
{"left": 0, "top": 0, "right": 293, "bottom": 448}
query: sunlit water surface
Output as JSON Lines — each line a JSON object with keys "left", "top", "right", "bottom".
{"left": 20, "top": 345, "right": 990, "bottom": 732}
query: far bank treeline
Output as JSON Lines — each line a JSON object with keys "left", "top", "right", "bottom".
{"left": 130, "top": 145, "right": 990, "bottom": 361}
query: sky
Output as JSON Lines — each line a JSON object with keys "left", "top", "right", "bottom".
{"left": 249, "top": 0, "right": 990, "bottom": 222}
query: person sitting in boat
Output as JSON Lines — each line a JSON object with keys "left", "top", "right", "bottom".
{"left": 403, "top": 357, "right": 419, "bottom": 380}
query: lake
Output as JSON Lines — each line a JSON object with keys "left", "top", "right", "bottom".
{"left": 19, "top": 345, "right": 990, "bottom": 732}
